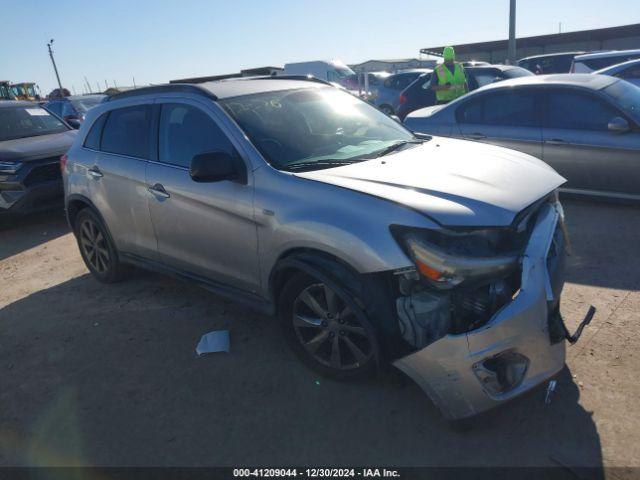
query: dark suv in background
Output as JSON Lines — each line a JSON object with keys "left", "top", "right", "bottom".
{"left": 370, "top": 69, "right": 431, "bottom": 115}
{"left": 396, "top": 64, "right": 533, "bottom": 119}
{"left": 0, "top": 101, "right": 76, "bottom": 215}
{"left": 45, "top": 94, "right": 106, "bottom": 129}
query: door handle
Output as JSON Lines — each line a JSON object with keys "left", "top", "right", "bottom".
{"left": 148, "top": 183, "right": 170, "bottom": 199}
{"left": 545, "top": 138, "right": 566, "bottom": 145}
{"left": 467, "top": 132, "right": 486, "bottom": 140}
{"left": 87, "top": 166, "right": 103, "bottom": 179}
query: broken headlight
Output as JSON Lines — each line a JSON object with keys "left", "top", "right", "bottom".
{"left": 391, "top": 226, "right": 522, "bottom": 289}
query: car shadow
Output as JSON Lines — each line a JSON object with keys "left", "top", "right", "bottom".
{"left": 0, "top": 270, "right": 603, "bottom": 473}
{"left": 0, "top": 209, "right": 70, "bottom": 262}
{"left": 562, "top": 198, "right": 640, "bottom": 292}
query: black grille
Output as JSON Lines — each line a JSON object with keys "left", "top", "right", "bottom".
{"left": 23, "top": 161, "right": 61, "bottom": 187}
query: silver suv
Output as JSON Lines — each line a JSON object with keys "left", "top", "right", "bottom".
{"left": 63, "top": 77, "right": 586, "bottom": 421}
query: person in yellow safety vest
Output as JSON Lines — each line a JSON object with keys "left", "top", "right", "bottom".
{"left": 431, "top": 46, "right": 468, "bottom": 104}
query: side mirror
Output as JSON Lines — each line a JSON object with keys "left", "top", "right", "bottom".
{"left": 608, "top": 116, "right": 630, "bottom": 133}
{"left": 189, "top": 151, "right": 243, "bottom": 183}
{"left": 65, "top": 117, "right": 81, "bottom": 129}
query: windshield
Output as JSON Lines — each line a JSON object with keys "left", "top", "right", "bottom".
{"left": 221, "top": 87, "right": 417, "bottom": 170}
{"left": 70, "top": 96, "right": 104, "bottom": 113}
{"left": 0, "top": 106, "right": 68, "bottom": 141}
{"left": 602, "top": 80, "right": 640, "bottom": 124}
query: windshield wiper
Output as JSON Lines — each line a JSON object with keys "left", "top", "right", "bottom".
{"left": 372, "top": 139, "right": 425, "bottom": 158}
{"left": 282, "top": 160, "right": 360, "bottom": 172}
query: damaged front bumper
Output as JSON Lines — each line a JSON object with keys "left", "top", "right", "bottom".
{"left": 394, "top": 202, "right": 576, "bottom": 420}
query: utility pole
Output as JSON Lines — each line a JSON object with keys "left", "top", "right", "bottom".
{"left": 559, "top": 22, "right": 562, "bottom": 34}
{"left": 47, "top": 39, "right": 63, "bottom": 92}
{"left": 507, "top": 0, "right": 517, "bottom": 65}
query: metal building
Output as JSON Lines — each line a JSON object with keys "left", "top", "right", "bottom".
{"left": 420, "top": 23, "right": 640, "bottom": 63}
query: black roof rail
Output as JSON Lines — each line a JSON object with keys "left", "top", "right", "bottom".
{"left": 105, "top": 84, "right": 217, "bottom": 102}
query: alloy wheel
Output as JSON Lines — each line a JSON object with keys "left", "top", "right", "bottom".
{"left": 79, "top": 218, "right": 110, "bottom": 274}
{"left": 292, "top": 283, "right": 374, "bottom": 370}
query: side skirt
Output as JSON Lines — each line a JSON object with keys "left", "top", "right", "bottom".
{"left": 120, "top": 252, "right": 275, "bottom": 316}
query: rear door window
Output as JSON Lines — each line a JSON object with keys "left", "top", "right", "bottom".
{"left": 386, "top": 73, "right": 420, "bottom": 90}
{"left": 457, "top": 90, "right": 539, "bottom": 127}
{"left": 100, "top": 105, "right": 150, "bottom": 158}
{"left": 158, "top": 103, "right": 236, "bottom": 168}
{"left": 543, "top": 90, "right": 619, "bottom": 131}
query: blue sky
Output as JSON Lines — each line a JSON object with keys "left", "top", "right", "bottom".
{"left": 1, "top": 0, "right": 638, "bottom": 94}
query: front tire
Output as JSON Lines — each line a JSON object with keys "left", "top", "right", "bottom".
{"left": 279, "top": 272, "right": 378, "bottom": 380}
{"left": 74, "top": 208, "right": 129, "bottom": 283}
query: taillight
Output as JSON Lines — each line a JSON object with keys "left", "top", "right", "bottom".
{"left": 399, "top": 93, "right": 407, "bottom": 104}
{"left": 60, "top": 154, "right": 68, "bottom": 173}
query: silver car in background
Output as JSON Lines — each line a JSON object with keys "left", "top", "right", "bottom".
{"left": 63, "top": 77, "right": 587, "bottom": 421}
{"left": 405, "top": 74, "right": 640, "bottom": 201}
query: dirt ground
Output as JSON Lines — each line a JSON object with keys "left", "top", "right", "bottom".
{"left": 1, "top": 199, "right": 639, "bottom": 472}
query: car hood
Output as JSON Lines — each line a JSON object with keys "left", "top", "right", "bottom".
{"left": 295, "top": 137, "right": 566, "bottom": 227}
{"left": 0, "top": 130, "right": 77, "bottom": 162}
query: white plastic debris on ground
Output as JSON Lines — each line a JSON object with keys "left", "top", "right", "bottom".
{"left": 196, "top": 330, "right": 230, "bottom": 356}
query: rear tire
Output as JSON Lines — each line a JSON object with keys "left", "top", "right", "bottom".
{"left": 279, "top": 271, "right": 378, "bottom": 380}
{"left": 74, "top": 208, "right": 129, "bottom": 283}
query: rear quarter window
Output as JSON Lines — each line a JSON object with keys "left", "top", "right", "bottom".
{"left": 83, "top": 113, "right": 107, "bottom": 150}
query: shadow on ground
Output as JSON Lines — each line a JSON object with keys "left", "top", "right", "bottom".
{"left": 562, "top": 198, "right": 640, "bottom": 292}
{"left": 0, "top": 209, "right": 69, "bottom": 261}
{"left": 0, "top": 270, "right": 603, "bottom": 472}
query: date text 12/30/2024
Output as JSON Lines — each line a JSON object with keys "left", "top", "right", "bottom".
{"left": 233, "top": 469, "right": 401, "bottom": 478}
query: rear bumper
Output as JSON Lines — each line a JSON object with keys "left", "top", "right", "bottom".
{"left": 394, "top": 202, "right": 569, "bottom": 420}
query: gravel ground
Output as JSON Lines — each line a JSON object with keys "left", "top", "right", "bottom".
{"left": 1, "top": 199, "right": 639, "bottom": 473}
